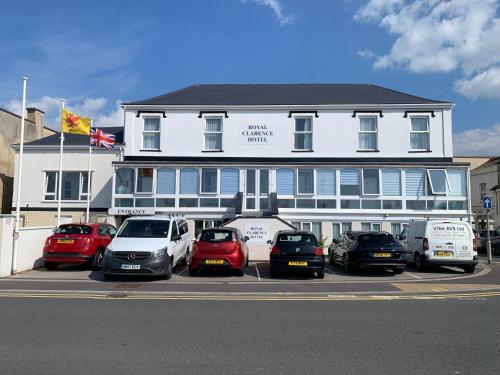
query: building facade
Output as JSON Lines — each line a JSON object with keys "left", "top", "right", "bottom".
{"left": 109, "top": 84, "right": 471, "bottom": 241}
{"left": 469, "top": 157, "right": 500, "bottom": 229}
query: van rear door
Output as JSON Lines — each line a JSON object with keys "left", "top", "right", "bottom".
{"left": 427, "top": 223, "right": 473, "bottom": 261}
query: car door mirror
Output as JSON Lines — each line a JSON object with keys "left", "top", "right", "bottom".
{"left": 395, "top": 234, "right": 401, "bottom": 240}
{"left": 244, "top": 236, "right": 250, "bottom": 242}
{"left": 266, "top": 239, "right": 272, "bottom": 244}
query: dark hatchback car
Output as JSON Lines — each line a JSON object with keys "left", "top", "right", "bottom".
{"left": 329, "top": 231, "right": 406, "bottom": 274}
{"left": 268, "top": 230, "right": 325, "bottom": 279}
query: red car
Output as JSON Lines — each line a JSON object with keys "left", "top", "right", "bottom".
{"left": 189, "top": 227, "right": 249, "bottom": 276}
{"left": 43, "top": 223, "right": 117, "bottom": 270}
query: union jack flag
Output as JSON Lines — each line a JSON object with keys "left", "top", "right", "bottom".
{"left": 90, "top": 128, "right": 116, "bottom": 150}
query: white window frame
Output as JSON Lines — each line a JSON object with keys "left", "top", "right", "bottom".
{"left": 410, "top": 116, "right": 430, "bottom": 151}
{"left": 361, "top": 169, "right": 381, "bottom": 196}
{"left": 44, "top": 171, "right": 89, "bottom": 202}
{"left": 297, "top": 169, "right": 315, "bottom": 195}
{"left": 358, "top": 116, "right": 378, "bottom": 151}
{"left": 142, "top": 117, "right": 161, "bottom": 151}
{"left": 80, "top": 172, "right": 90, "bottom": 200}
{"left": 135, "top": 167, "right": 155, "bottom": 194}
{"left": 44, "top": 171, "right": 58, "bottom": 200}
{"left": 293, "top": 116, "right": 313, "bottom": 151}
{"left": 427, "top": 169, "right": 450, "bottom": 195}
{"left": 203, "top": 117, "right": 223, "bottom": 151}
{"left": 200, "top": 168, "right": 219, "bottom": 194}
{"left": 361, "top": 222, "right": 382, "bottom": 231}
{"left": 331, "top": 222, "right": 352, "bottom": 238}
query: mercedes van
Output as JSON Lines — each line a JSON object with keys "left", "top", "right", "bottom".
{"left": 398, "top": 220, "right": 478, "bottom": 273}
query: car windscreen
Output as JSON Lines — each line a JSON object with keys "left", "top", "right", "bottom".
{"left": 199, "top": 230, "right": 234, "bottom": 242}
{"left": 357, "top": 233, "right": 397, "bottom": 246}
{"left": 277, "top": 234, "right": 318, "bottom": 246}
{"left": 117, "top": 220, "right": 170, "bottom": 238}
{"left": 55, "top": 225, "right": 92, "bottom": 235}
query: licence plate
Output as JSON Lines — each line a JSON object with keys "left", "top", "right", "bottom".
{"left": 57, "top": 239, "right": 74, "bottom": 244}
{"left": 373, "top": 252, "right": 392, "bottom": 258}
{"left": 121, "top": 264, "right": 140, "bottom": 270}
{"left": 288, "top": 261, "right": 308, "bottom": 266}
{"left": 435, "top": 251, "right": 453, "bottom": 257}
{"left": 205, "top": 259, "right": 224, "bottom": 265}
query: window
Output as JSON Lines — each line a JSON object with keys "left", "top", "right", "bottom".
{"left": 361, "top": 200, "right": 381, "bottom": 209}
{"left": 359, "top": 117, "right": 378, "bottom": 150}
{"left": 179, "top": 198, "right": 198, "bottom": 207}
{"left": 277, "top": 199, "right": 295, "bottom": 208}
{"left": 294, "top": 117, "right": 312, "bottom": 150}
{"left": 204, "top": 118, "right": 222, "bottom": 151}
{"left": 246, "top": 169, "right": 256, "bottom": 196}
{"left": 276, "top": 169, "right": 295, "bottom": 195}
{"left": 297, "top": 169, "right": 314, "bottom": 194}
{"left": 340, "top": 169, "right": 360, "bottom": 195}
{"left": 260, "top": 170, "right": 269, "bottom": 196}
{"left": 296, "top": 199, "right": 315, "bottom": 208}
{"left": 143, "top": 117, "right": 160, "bottom": 150}
{"left": 341, "top": 199, "right": 360, "bottom": 209}
{"left": 427, "top": 169, "right": 449, "bottom": 195}
{"left": 406, "top": 200, "right": 426, "bottom": 210}
{"left": 115, "top": 168, "right": 134, "bottom": 194}
{"left": 406, "top": 169, "right": 425, "bottom": 196}
{"left": 201, "top": 168, "right": 218, "bottom": 193}
{"left": 62, "top": 172, "right": 80, "bottom": 200}
{"left": 361, "top": 222, "right": 381, "bottom": 231}
{"left": 156, "top": 198, "right": 175, "bottom": 207}
{"left": 317, "top": 169, "right": 336, "bottom": 195}
{"left": 362, "top": 169, "right": 380, "bottom": 195}
{"left": 332, "top": 222, "right": 352, "bottom": 239}
{"left": 410, "top": 117, "right": 430, "bottom": 150}
{"left": 382, "top": 169, "right": 401, "bottom": 196}
{"left": 44, "top": 172, "right": 57, "bottom": 200}
{"left": 136, "top": 168, "right": 154, "bottom": 193}
{"left": 220, "top": 168, "right": 239, "bottom": 194}
{"left": 448, "top": 201, "right": 467, "bottom": 210}
{"left": 391, "top": 223, "right": 401, "bottom": 236}
{"left": 200, "top": 198, "right": 219, "bottom": 207}
{"left": 479, "top": 183, "right": 487, "bottom": 199}
{"left": 80, "top": 173, "right": 89, "bottom": 200}
{"left": 157, "top": 168, "right": 176, "bottom": 194}
{"left": 317, "top": 199, "right": 336, "bottom": 208}
{"left": 180, "top": 168, "right": 198, "bottom": 194}
{"left": 447, "top": 168, "right": 466, "bottom": 196}
{"left": 135, "top": 198, "right": 154, "bottom": 207}
{"left": 427, "top": 200, "right": 447, "bottom": 210}
{"left": 115, "top": 198, "right": 133, "bottom": 207}
{"left": 293, "top": 222, "right": 321, "bottom": 239}
{"left": 383, "top": 200, "right": 402, "bottom": 209}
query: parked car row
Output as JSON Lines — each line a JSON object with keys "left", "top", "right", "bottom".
{"left": 43, "top": 218, "right": 480, "bottom": 279}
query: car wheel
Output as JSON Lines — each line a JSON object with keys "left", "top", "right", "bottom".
{"left": 393, "top": 267, "right": 404, "bottom": 275}
{"left": 343, "top": 254, "right": 353, "bottom": 274}
{"left": 44, "top": 262, "right": 59, "bottom": 270}
{"left": 103, "top": 273, "right": 115, "bottom": 281}
{"left": 235, "top": 264, "right": 245, "bottom": 276}
{"left": 188, "top": 267, "right": 198, "bottom": 277}
{"left": 163, "top": 257, "right": 173, "bottom": 280}
{"left": 245, "top": 256, "right": 249, "bottom": 268}
{"left": 316, "top": 270, "right": 325, "bottom": 279}
{"left": 415, "top": 253, "right": 426, "bottom": 271}
{"left": 270, "top": 267, "right": 277, "bottom": 278}
{"left": 462, "top": 265, "right": 476, "bottom": 274}
{"left": 90, "top": 249, "right": 104, "bottom": 271}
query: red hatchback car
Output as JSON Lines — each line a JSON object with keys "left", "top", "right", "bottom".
{"left": 189, "top": 227, "right": 249, "bottom": 276}
{"left": 43, "top": 223, "right": 117, "bottom": 270}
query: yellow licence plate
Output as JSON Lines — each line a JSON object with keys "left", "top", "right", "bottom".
{"left": 57, "top": 239, "right": 74, "bottom": 244}
{"left": 435, "top": 251, "right": 453, "bottom": 257}
{"left": 373, "top": 252, "right": 392, "bottom": 257}
{"left": 288, "top": 261, "right": 308, "bottom": 266}
{"left": 205, "top": 259, "right": 224, "bottom": 265}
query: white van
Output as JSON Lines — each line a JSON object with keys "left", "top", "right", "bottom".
{"left": 102, "top": 216, "right": 190, "bottom": 279}
{"left": 398, "top": 220, "right": 478, "bottom": 273}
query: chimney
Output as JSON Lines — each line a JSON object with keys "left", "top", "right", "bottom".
{"left": 26, "top": 107, "right": 45, "bottom": 138}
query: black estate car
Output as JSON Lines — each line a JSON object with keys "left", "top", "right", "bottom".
{"left": 328, "top": 231, "right": 406, "bottom": 274}
{"left": 268, "top": 230, "right": 325, "bottom": 279}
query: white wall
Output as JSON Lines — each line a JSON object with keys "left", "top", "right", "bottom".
{"left": 124, "top": 108, "right": 453, "bottom": 159}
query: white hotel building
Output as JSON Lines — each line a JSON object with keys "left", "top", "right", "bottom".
{"left": 14, "top": 84, "right": 470, "bottom": 242}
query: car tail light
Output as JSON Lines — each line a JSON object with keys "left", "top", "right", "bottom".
{"left": 473, "top": 241, "right": 478, "bottom": 252}
{"left": 423, "top": 238, "right": 429, "bottom": 251}
{"left": 83, "top": 238, "right": 93, "bottom": 247}
{"left": 271, "top": 245, "right": 280, "bottom": 255}
{"left": 45, "top": 237, "right": 52, "bottom": 246}
{"left": 314, "top": 247, "right": 324, "bottom": 256}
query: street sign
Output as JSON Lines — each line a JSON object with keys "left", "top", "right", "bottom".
{"left": 483, "top": 197, "right": 492, "bottom": 209}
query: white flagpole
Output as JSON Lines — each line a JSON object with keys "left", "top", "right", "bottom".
{"left": 86, "top": 119, "right": 93, "bottom": 222}
{"left": 56, "top": 99, "right": 66, "bottom": 227}
{"left": 11, "top": 76, "right": 28, "bottom": 274}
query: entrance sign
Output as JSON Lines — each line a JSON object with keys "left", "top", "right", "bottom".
{"left": 483, "top": 197, "right": 492, "bottom": 209}
{"left": 240, "top": 124, "right": 274, "bottom": 145}
{"left": 244, "top": 223, "right": 269, "bottom": 243}
{"left": 108, "top": 208, "right": 155, "bottom": 216}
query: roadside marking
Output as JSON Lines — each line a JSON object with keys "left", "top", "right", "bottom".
{"left": 392, "top": 283, "right": 500, "bottom": 292}
{"left": 254, "top": 264, "right": 261, "bottom": 281}
{"left": 405, "top": 272, "right": 422, "bottom": 279}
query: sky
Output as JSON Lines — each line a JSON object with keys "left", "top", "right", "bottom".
{"left": 0, "top": 0, "right": 499, "bottom": 156}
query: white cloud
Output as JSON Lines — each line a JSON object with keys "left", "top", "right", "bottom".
{"left": 240, "top": 0, "right": 297, "bottom": 26}
{"left": 453, "top": 124, "right": 500, "bottom": 156}
{"left": 354, "top": 0, "right": 500, "bottom": 99}
{"left": 5, "top": 96, "right": 123, "bottom": 130}
{"left": 454, "top": 66, "right": 500, "bottom": 100}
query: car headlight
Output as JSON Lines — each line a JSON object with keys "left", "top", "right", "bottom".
{"left": 153, "top": 248, "right": 167, "bottom": 259}
{"left": 104, "top": 248, "right": 113, "bottom": 257}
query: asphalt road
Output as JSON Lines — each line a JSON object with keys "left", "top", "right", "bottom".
{"left": 1, "top": 296, "right": 499, "bottom": 375}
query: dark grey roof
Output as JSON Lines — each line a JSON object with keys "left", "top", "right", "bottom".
{"left": 124, "top": 84, "right": 450, "bottom": 106}
{"left": 19, "top": 127, "right": 124, "bottom": 147}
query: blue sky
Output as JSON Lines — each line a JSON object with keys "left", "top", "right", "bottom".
{"left": 1, "top": 0, "right": 499, "bottom": 155}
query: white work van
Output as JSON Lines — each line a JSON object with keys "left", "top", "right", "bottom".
{"left": 398, "top": 220, "right": 478, "bottom": 273}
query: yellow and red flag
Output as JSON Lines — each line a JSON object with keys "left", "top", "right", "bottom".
{"left": 61, "top": 108, "right": 91, "bottom": 135}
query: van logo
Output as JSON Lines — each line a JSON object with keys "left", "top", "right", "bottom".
{"left": 127, "top": 253, "right": 136, "bottom": 261}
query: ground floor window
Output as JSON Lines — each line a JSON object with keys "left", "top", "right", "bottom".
{"left": 44, "top": 171, "right": 89, "bottom": 201}
{"left": 390, "top": 223, "right": 409, "bottom": 236}
{"left": 331, "top": 222, "right": 352, "bottom": 239}
{"left": 361, "top": 222, "right": 382, "bottom": 231}
{"left": 292, "top": 221, "right": 321, "bottom": 240}
{"left": 194, "top": 219, "right": 230, "bottom": 236}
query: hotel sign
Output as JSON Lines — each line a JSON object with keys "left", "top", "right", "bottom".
{"left": 244, "top": 223, "right": 269, "bottom": 244}
{"left": 108, "top": 208, "right": 155, "bottom": 216}
{"left": 240, "top": 124, "right": 274, "bottom": 145}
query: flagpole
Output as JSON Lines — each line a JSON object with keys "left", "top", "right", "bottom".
{"left": 86, "top": 119, "right": 93, "bottom": 222}
{"left": 56, "top": 99, "right": 66, "bottom": 227}
{"left": 11, "top": 76, "right": 28, "bottom": 274}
